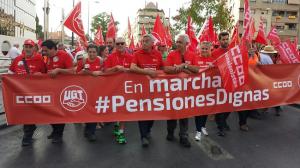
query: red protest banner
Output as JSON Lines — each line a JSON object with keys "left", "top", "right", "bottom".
{"left": 215, "top": 44, "right": 249, "bottom": 91}
{"left": 2, "top": 64, "right": 300, "bottom": 125}
{"left": 276, "top": 40, "right": 300, "bottom": 64}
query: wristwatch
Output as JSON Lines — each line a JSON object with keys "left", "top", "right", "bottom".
{"left": 184, "top": 64, "right": 188, "bottom": 69}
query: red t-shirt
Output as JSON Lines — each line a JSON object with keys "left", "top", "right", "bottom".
{"left": 76, "top": 57, "right": 102, "bottom": 72}
{"left": 165, "top": 50, "right": 196, "bottom": 66}
{"left": 132, "top": 49, "right": 163, "bottom": 70}
{"left": 211, "top": 47, "right": 228, "bottom": 60}
{"left": 46, "top": 50, "right": 73, "bottom": 71}
{"left": 192, "top": 55, "right": 215, "bottom": 72}
{"left": 104, "top": 51, "right": 133, "bottom": 69}
{"left": 9, "top": 53, "right": 46, "bottom": 74}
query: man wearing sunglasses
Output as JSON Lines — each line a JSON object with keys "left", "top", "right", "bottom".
{"left": 104, "top": 37, "right": 133, "bottom": 144}
{"left": 9, "top": 39, "right": 47, "bottom": 146}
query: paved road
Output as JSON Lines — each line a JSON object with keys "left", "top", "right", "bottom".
{"left": 0, "top": 106, "right": 300, "bottom": 168}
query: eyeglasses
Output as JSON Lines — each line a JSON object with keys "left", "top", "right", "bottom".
{"left": 116, "top": 42, "right": 125, "bottom": 46}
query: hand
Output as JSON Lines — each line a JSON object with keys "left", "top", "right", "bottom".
{"left": 48, "top": 69, "right": 60, "bottom": 78}
{"left": 116, "top": 65, "right": 128, "bottom": 72}
{"left": 33, "top": 72, "right": 42, "bottom": 75}
{"left": 92, "top": 71, "right": 102, "bottom": 76}
{"left": 147, "top": 70, "right": 158, "bottom": 78}
{"left": 174, "top": 64, "right": 185, "bottom": 73}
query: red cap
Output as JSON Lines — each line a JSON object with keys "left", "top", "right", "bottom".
{"left": 24, "top": 39, "right": 35, "bottom": 46}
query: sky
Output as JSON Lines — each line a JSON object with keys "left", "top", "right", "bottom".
{"left": 36, "top": 0, "right": 190, "bottom": 37}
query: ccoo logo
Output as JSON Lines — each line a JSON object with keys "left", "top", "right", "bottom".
{"left": 60, "top": 85, "right": 87, "bottom": 112}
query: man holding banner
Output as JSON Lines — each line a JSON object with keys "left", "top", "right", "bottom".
{"left": 41, "top": 40, "right": 74, "bottom": 144}
{"left": 130, "top": 34, "right": 163, "bottom": 147}
{"left": 9, "top": 39, "right": 46, "bottom": 146}
{"left": 164, "top": 34, "right": 197, "bottom": 148}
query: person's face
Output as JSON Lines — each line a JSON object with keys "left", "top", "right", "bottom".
{"left": 176, "top": 36, "right": 187, "bottom": 50}
{"left": 219, "top": 35, "right": 229, "bottom": 49}
{"left": 115, "top": 40, "right": 126, "bottom": 52}
{"left": 270, "top": 53, "right": 278, "bottom": 64}
{"left": 88, "top": 48, "right": 98, "bottom": 60}
{"left": 200, "top": 45, "right": 211, "bottom": 57}
{"left": 106, "top": 38, "right": 114, "bottom": 48}
{"left": 101, "top": 47, "right": 109, "bottom": 58}
{"left": 42, "top": 46, "right": 56, "bottom": 57}
{"left": 23, "top": 45, "right": 34, "bottom": 57}
{"left": 158, "top": 45, "right": 167, "bottom": 52}
{"left": 142, "top": 37, "right": 153, "bottom": 50}
{"left": 58, "top": 45, "right": 64, "bottom": 50}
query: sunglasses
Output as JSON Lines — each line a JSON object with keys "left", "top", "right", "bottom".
{"left": 116, "top": 42, "right": 125, "bottom": 46}
{"left": 201, "top": 48, "right": 209, "bottom": 51}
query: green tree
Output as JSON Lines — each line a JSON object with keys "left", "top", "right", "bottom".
{"left": 35, "top": 16, "right": 43, "bottom": 39}
{"left": 91, "top": 12, "right": 119, "bottom": 40}
{"left": 173, "top": 0, "right": 233, "bottom": 34}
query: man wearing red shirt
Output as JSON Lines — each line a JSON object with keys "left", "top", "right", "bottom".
{"left": 164, "top": 34, "right": 196, "bottom": 148}
{"left": 9, "top": 39, "right": 46, "bottom": 146}
{"left": 130, "top": 34, "right": 163, "bottom": 147}
{"left": 104, "top": 37, "right": 133, "bottom": 144}
{"left": 212, "top": 32, "right": 232, "bottom": 137}
{"left": 41, "top": 40, "right": 74, "bottom": 143}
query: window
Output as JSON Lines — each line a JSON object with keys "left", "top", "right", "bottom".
{"left": 285, "top": 23, "right": 297, "bottom": 30}
{"left": 276, "top": 25, "right": 284, "bottom": 30}
{"left": 272, "top": 0, "right": 287, "bottom": 4}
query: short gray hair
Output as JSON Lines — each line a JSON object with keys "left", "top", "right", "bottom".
{"left": 142, "top": 34, "right": 155, "bottom": 42}
{"left": 178, "top": 34, "right": 190, "bottom": 44}
{"left": 115, "top": 37, "right": 126, "bottom": 43}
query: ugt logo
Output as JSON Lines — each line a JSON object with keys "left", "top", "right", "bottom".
{"left": 60, "top": 85, "right": 87, "bottom": 112}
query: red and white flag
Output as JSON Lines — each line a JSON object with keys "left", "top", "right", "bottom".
{"left": 275, "top": 39, "right": 300, "bottom": 64}
{"left": 229, "top": 22, "right": 240, "bottom": 49}
{"left": 186, "top": 16, "right": 198, "bottom": 52}
{"left": 141, "top": 24, "right": 147, "bottom": 36}
{"left": 267, "top": 27, "right": 281, "bottom": 45}
{"left": 94, "top": 26, "right": 104, "bottom": 46}
{"left": 152, "top": 14, "right": 167, "bottom": 44}
{"left": 129, "top": 35, "right": 135, "bottom": 50}
{"left": 198, "top": 16, "right": 215, "bottom": 43}
{"left": 243, "top": 0, "right": 250, "bottom": 33}
{"left": 106, "top": 13, "right": 117, "bottom": 39}
{"left": 255, "top": 17, "right": 268, "bottom": 45}
{"left": 165, "top": 25, "right": 173, "bottom": 47}
{"left": 128, "top": 17, "right": 132, "bottom": 39}
{"left": 63, "top": 1, "right": 87, "bottom": 44}
{"left": 216, "top": 42, "right": 249, "bottom": 91}
{"left": 243, "top": 17, "right": 255, "bottom": 42}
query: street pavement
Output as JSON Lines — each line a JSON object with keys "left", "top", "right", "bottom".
{"left": 0, "top": 106, "right": 300, "bottom": 168}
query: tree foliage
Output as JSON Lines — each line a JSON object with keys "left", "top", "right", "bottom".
{"left": 173, "top": 0, "right": 233, "bottom": 34}
{"left": 35, "top": 16, "right": 44, "bottom": 39}
{"left": 91, "top": 12, "right": 119, "bottom": 40}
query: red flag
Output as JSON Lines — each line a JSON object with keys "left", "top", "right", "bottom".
{"left": 229, "top": 23, "right": 240, "bottom": 48}
{"left": 292, "top": 37, "right": 298, "bottom": 50}
{"left": 129, "top": 35, "right": 135, "bottom": 50}
{"left": 186, "top": 16, "right": 198, "bottom": 52}
{"left": 198, "top": 16, "right": 215, "bottom": 43}
{"left": 141, "top": 24, "right": 147, "bottom": 36}
{"left": 152, "top": 14, "right": 167, "bottom": 44}
{"left": 243, "top": 0, "right": 251, "bottom": 36}
{"left": 267, "top": 27, "right": 281, "bottom": 45}
{"left": 63, "top": 1, "right": 87, "bottom": 44}
{"left": 243, "top": 17, "right": 255, "bottom": 42}
{"left": 275, "top": 39, "right": 300, "bottom": 64}
{"left": 128, "top": 17, "right": 132, "bottom": 39}
{"left": 136, "top": 42, "right": 140, "bottom": 49}
{"left": 94, "top": 26, "right": 104, "bottom": 46}
{"left": 106, "top": 13, "right": 117, "bottom": 39}
{"left": 216, "top": 42, "right": 249, "bottom": 91}
{"left": 165, "top": 26, "right": 173, "bottom": 47}
{"left": 255, "top": 17, "right": 268, "bottom": 45}
{"left": 37, "top": 38, "right": 43, "bottom": 48}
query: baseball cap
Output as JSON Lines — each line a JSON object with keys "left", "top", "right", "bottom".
{"left": 24, "top": 39, "right": 35, "bottom": 46}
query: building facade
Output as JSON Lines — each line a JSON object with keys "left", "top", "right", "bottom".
{"left": 228, "top": 0, "right": 300, "bottom": 43}
{"left": 0, "top": 0, "right": 36, "bottom": 56}
{"left": 133, "top": 2, "right": 170, "bottom": 41}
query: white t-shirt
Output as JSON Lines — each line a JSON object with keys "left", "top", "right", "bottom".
{"left": 7, "top": 47, "right": 21, "bottom": 59}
